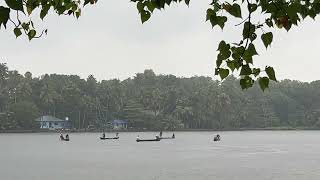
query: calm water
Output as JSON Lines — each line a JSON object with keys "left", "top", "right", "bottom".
{"left": 1, "top": 131, "right": 320, "bottom": 180}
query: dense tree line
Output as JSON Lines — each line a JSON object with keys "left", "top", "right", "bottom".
{"left": 1, "top": 63, "right": 320, "bottom": 130}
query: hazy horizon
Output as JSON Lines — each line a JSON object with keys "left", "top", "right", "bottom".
{"left": 1, "top": 0, "right": 320, "bottom": 82}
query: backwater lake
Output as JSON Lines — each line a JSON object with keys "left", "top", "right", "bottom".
{"left": 1, "top": 131, "right": 320, "bottom": 180}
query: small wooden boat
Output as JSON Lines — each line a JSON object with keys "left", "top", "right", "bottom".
{"left": 100, "top": 136, "right": 119, "bottom": 140}
{"left": 60, "top": 136, "right": 70, "bottom": 141}
{"left": 213, "top": 136, "right": 220, "bottom": 141}
{"left": 136, "top": 138, "right": 161, "bottom": 142}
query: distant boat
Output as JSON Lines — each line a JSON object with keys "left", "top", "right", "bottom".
{"left": 60, "top": 134, "right": 70, "bottom": 141}
{"left": 136, "top": 135, "right": 161, "bottom": 142}
{"left": 100, "top": 133, "right": 119, "bottom": 140}
{"left": 100, "top": 136, "right": 119, "bottom": 140}
{"left": 213, "top": 134, "right": 221, "bottom": 141}
{"left": 136, "top": 138, "right": 161, "bottom": 142}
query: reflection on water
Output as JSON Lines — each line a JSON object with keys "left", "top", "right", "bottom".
{"left": 1, "top": 131, "right": 320, "bottom": 180}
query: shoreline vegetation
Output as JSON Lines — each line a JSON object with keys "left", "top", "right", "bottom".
{"left": 1, "top": 127, "right": 320, "bottom": 133}
{"left": 2, "top": 63, "right": 320, "bottom": 131}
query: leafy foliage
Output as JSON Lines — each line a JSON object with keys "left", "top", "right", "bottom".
{"left": 0, "top": 0, "right": 97, "bottom": 40}
{"left": 131, "top": 0, "right": 320, "bottom": 90}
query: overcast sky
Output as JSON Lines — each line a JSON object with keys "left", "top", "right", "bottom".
{"left": 0, "top": 0, "right": 319, "bottom": 82}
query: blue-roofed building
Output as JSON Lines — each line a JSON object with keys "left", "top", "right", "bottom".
{"left": 110, "top": 119, "right": 128, "bottom": 130}
{"left": 35, "top": 115, "right": 71, "bottom": 130}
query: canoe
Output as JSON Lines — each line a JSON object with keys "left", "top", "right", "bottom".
{"left": 160, "top": 136, "right": 175, "bottom": 139}
{"left": 213, "top": 137, "right": 220, "bottom": 141}
{"left": 60, "top": 138, "right": 70, "bottom": 141}
{"left": 136, "top": 138, "right": 161, "bottom": 142}
{"left": 100, "top": 136, "right": 119, "bottom": 140}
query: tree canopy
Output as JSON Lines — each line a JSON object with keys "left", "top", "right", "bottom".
{"left": 1, "top": 63, "right": 320, "bottom": 131}
{"left": 1, "top": 0, "right": 319, "bottom": 89}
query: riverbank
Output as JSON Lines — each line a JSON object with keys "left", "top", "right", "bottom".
{"left": 1, "top": 126, "right": 320, "bottom": 133}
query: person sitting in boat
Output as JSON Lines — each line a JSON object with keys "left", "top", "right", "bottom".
{"left": 137, "top": 135, "right": 140, "bottom": 140}
{"left": 102, "top": 133, "right": 106, "bottom": 138}
{"left": 60, "top": 134, "right": 64, "bottom": 140}
{"left": 65, "top": 134, "right": 69, "bottom": 140}
{"left": 116, "top": 133, "right": 119, "bottom": 137}
{"left": 217, "top": 134, "right": 220, "bottom": 140}
{"left": 159, "top": 131, "right": 163, "bottom": 137}
{"left": 172, "top": 133, "right": 175, "bottom": 138}
{"left": 214, "top": 134, "right": 220, "bottom": 141}
{"left": 155, "top": 135, "right": 160, "bottom": 140}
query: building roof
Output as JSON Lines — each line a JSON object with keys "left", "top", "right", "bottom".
{"left": 35, "top": 115, "right": 66, "bottom": 122}
{"left": 111, "top": 119, "right": 128, "bottom": 124}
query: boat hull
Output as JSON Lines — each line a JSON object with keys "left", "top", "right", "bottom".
{"left": 160, "top": 137, "right": 175, "bottom": 139}
{"left": 100, "top": 137, "right": 119, "bottom": 140}
{"left": 136, "top": 139, "right": 160, "bottom": 142}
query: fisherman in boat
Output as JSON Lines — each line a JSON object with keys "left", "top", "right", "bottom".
{"left": 137, "top": 135, "right": 140, "bottom": 141}
{"left": 214, "top": 134, "right": 220, "bottom": 141}
{"left": 159, "top": 131, "right": 163, "bottom": 137}
{"left": 60, "top": 134, "right": 64, "bottom": 140}
{"left": 155, "top": 135, "right": 160, "bottom": 140}
{"left": 65, "top": 134, "right": 69, "bottom": 141}
{"left": 172, "top": 133, "right": 175, "bottom": 138}
{"left": 102, "top": 132, "right": 106, "bottom": 138}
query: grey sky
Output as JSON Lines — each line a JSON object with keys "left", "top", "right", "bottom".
{"left": 1, "top": 0, "right": 319, "bottom": 82}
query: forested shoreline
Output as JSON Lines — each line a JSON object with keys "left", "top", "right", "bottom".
{"left": 1, "top": 63, "right": 320, "bottom": 131}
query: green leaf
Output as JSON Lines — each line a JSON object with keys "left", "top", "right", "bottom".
{"left": 243, "top": 43, "right": 258, "bottom": 64}
{"left": 146, "top": 2, "right": 156, "bottom": 12}
{"left": 21, "top": 22, "right": 29, "bottom": 31}
{"left": 252, "top": 68, "right": 260, "bottom": 77}
{"left": 219, "top": 68, "right": 229, "bottom": 80}
{"left": 242, "top": 22, "right": 255, "bottom": 39}
{"left": 249, "top": 3, "right": 257, "bottom": 13}
{"left": 208, "top": 13, "right": 227, "bottom": 29}
{"left": 265, "top": 66, "right": 277, "bottom": 81}
{"left": 84, "top": 0, "right": 97, "bottom": 6}
{"left": 206, "top": 9, "right": 214, "bottom": 21}
{"left": 5, "top": 0, "right": 24, "bottom": 12}
{"left": 259, "top": 77, "right": 269, "bottom": 91}
{"left": 261, "top": 32, "right": 273, "bottom": 48}
{"left": 215, "top": 16, "right": 227, "bottom": 29}
{"left": 229, "top": 4, "right": 242, "bottom": 18}
{"left": 227, "top": 61, "right": 235, "bottom": 72}
{"left": 240, "top": 76, "right": 254, "bottom": 90}
{"left": 137, "top": 2, "right": 144, "bottom": 12}
{"left": 0, "top": 6, "right": 10, "bottom": 29}
{"left": 28, "top": 30, "right": 36, "bottom": 40}
{"left": 224, "top": 3, "right": 242, "bottom": 18}
{"left": 217, "top": 41, "right": 231, "bottom": 61}
{"left": 76, "top": 9, "right": 81, "bottom": 19}
{"left": 40, "top": 4, "right": 51, "bottom": 20}
{"left": 141, "top": 10, "right": 151, "bottom": 23}
{"left": 216, "top": 59, "right": 222, "bottom": 67}
{"left": 218, "top": 41, "right": 229, "bottom": 51}
{"left": 14, "top": 28, "right": 22, "bottom": 38}
{"left": 240, "top": 65, "right": 252, "bottom": 75}
{"left": 247, "top": 43, "right": 258, "bottom": 56}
